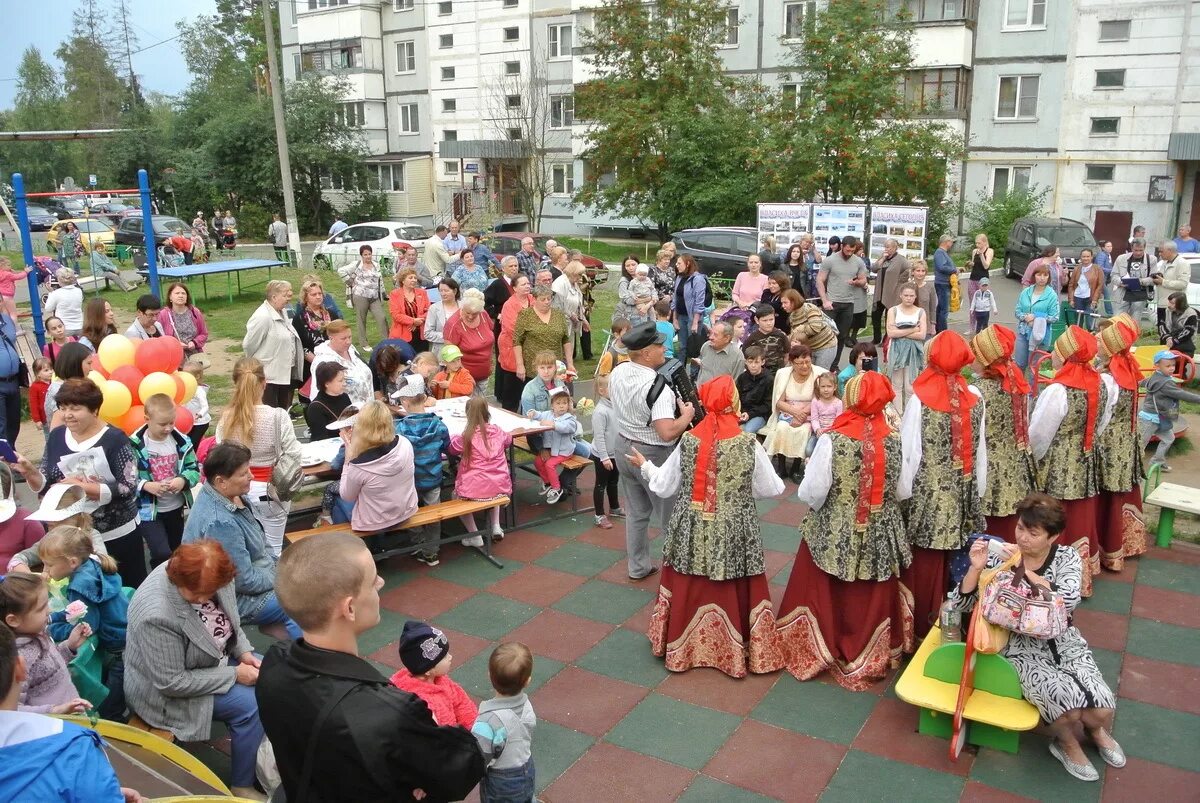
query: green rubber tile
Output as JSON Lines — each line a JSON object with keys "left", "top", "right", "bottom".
{"left": 1084, "top": 578, "right": 1133, "bottom": 615}
{"left": 577, "top": 627, "right": 671, "bottom": 688}
{"left": 606, "top": 693, "right": 741, "bottom": 770}
{"left": 969, "top": 733, "right": 1103, "bottom": 802}
{"left": 1090, "top": 647, "right": 1123, "bottom": 694}
{"left": 820, "top": 750, "right": 964, "bottom": 803}
{"left": 451, "top": 649, "right": 563, "bottom": 700}
{"left": 531, "top": 720, "right": 595, "bottom": 792}
{"left": 536, "top": 541, "right": 625, "bottom": 577}
{"left": 1114, "top": 700, "right": 1200, "bottom": 772}
{"left": 434, "top": 592, "right": 541, "bottom": 641}
{"left": 1135, "top": 559, "right": 1200, "bottom": 596}
{"left": 679, "top": 775, "right": 777, "bottom": 802}
{"left": 554, "top": 580, "right": 655, "bottom": 625}
{"left": 428, "top": 553, "right": 524, "bottom": 589}
{"left": 529, "top": 514, "right": 603, "bottom": 538}
{"left": 759, "top": 522, "right": 801, "bottom": 554}
{"left": 750, "top": 675, "right": 877, "bottom": 745}
{"left": 245, "top": 625, "right": 283, "bottom": 656}
{"left": 356, "top": 608, "right": 410, "bottom": 656}
{"left": 1125, "top": 618, "right": 1200, "bottom": 667}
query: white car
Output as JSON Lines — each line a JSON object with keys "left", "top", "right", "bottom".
{"left": 1183, "top": 252, "right": 1200, "bottom": 308}
{"left": 312, "top": 220, "right": 429, "bottom": 271}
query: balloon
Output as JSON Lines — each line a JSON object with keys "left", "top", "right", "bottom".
{"left": 174, "top": 370, "right": 197, "bottom": 404}
{"left": 109, "top": 365, "right": 146, "bottom": 404}
{"left": 134, "top": 337, "right": 185, "bottom": 375}
{"left": 171, "top": 374, "right": 186, "bottom": 404}
{"left": 116, "top": 405, "right": 144, "bottom": 436}
{"left": 174, "top": 406, "right": 194, "bottom": 434}
{"left": 92, "top": 361, "right": 109, "bottom": 379}
{"left": 97, "top": 334, "right": 136, "bottom": 372}
{"left": 86, "top": 370, "right": 107, "bottom": 387}
{"left": 138, "top": 372, "right": 177, "bottom": 404}
{"left": 99, "top": 380, "right": 132, "bottom": 420}
{"left": 160, "top": 338, "right": 185, "bottom": 373}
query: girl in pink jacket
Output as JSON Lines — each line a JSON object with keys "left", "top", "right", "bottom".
{"left": 449, "top": 397, "right": 513, "bottom": 543}
{"left": 0, "top": 257, "right": 31, "bottom": 324}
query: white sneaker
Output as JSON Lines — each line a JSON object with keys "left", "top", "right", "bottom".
{"left": 462, "top": 534, "right": 484, "bottom": 547}
{"left": 537, "top": 483, "right": 551, "bottom": 496}
{"left": 546, "top": 487, "right": 563, "bottom": 505}
{"left": 491, "top": 526, "right": 505, "bottom": 542}
{"left": 610, "top": 507, "right": 626, "bottom": 517}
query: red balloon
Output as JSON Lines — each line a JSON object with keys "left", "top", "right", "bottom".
{"left": 134, "top": 337, "right": 185, "bottom": 375}
{"left": 117, "top": 405, "right": 145, "bottom": 436}
{"left": 160, "top": 338, "right": 185, "bottom": 372}
{"left": 109, "top": 365, "right": 146, "bottom": 404}
{"left": 171, "top": 374, "right": 186, "bottom": 404}
{"left": 92, "top": 361, "right": 110, "bottom": 379}
{"left": 174, "top": 406, "right": 194, "bottom": 434}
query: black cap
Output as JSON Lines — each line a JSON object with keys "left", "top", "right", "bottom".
{"left": 398, "top": 620, "right": 450, "bottom": 675}
{"left": 623, "top": 321, "right": 666, "bottom": 350}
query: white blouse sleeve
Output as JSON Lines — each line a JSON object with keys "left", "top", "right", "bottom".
{"left": 641, "top": 444, "right": 683, "bottom": 499}
{"left": 1097, "top": 374, "right": 1119, "bottom": 437}
{"left": 796, "top": 434, "right": 833, "bottom": 509}
{"left": 969, "top": 386, "right": 987, "bottom": 497}
{"left": 1028, "top": 383, "right": 1068, "bottom": 461}
{"left": 752, "top": 442, "right": 787, "bottom": 499}
{"left": 897, "top": 397, "right": 924, "bottom": 500}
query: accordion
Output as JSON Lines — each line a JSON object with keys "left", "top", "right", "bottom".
{"left": 646, "top": 358, "right": 706, "bottom": 428}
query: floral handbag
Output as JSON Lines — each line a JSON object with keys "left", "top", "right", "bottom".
{"left": 980, "top": 561, "right": 1068, "bottom": 639}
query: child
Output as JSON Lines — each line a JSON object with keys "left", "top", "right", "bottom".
{"left": 394, "top": 376, "right": 451, "bottom": 566}
{"left": 29, "top": 357, "right": 53, "bottom": 442}
{"left": 9, "top": 484, "right": 107, "bottom": 572}
{"left": 838, "top": 341, "right": 878, "bottom": 395}
{"left": 526, "top": 387, "right": 591, "bottom": 504}
{"left": 731, "top": 316, "right": 748, "bottom": 345}
{"left": 596, "top": 317, "right": 631, "bottom": 377}
{"left": 124, "top": 294, "right": 163, "bottom": 341}
{"left": 433, "top": 344, "right": 475, "bottom": 399}
{"left": 450, "top": 397, "right": 513, "bottom": 545}
{"left": 42, "top": 316, "right": 76, "bottom": 363}
{"left": 806, "top": 373, "right": 843, "bottom": 457}
{"left": 654, "top": 299, "right": 676, "bottom": 359}
{"left": 130, "top": 393, "right": 201, "bottom": 569}
{"left": 38, "top": 525, "right": 128, "bottom": 721}
{"left": 315, "top": 406, "right": 359, "bottom": 526}
{"left": 0, "top": 257, "right": 31, "bottom": 326}
{"left": 406, "top": 351, "right": 440, "bottom": 399}
{"left": 0, "top": 573, "right": 92, "bottom": 715}
{"left": 736, "top": 345, "right": 773, "bottom": 435}
{"left": 744, "top": 304, "right": 790, "bottom": 371}
{"left": 472, "top": 642, "right": 537, "bottom": 803}
{"left": 589, "top": 374, "right": 622, "bottom": 528}
{"left": 629, "top": 263, "right": 657, "bottom": 322}
{"left": 1139, "top": 350, "right": 1200, "bottom": 472}
{"left": 389, "top": 620, "right": 477, "bottom": 727}
{"left": 519, "top": 351, "right": 566, "bottom": 488}
{"left": 181, "top": 354, "right": 212, "bottom": 445}
{"left": 970, "top": 276, "right": 998, "bottom": 332}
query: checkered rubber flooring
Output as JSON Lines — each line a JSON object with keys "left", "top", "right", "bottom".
{"left": 198, "top": 482, "right": 1200, "bottom": 802}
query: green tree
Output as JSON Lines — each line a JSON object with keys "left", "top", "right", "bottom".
{"left": 5, "top": 47, "right": 71, "bottom": 191}
{"left": 964, "top": 185, "right": 1051, "bottom": 254}
{"left": 55, "top": 0, "right": 127, "bottom": 171}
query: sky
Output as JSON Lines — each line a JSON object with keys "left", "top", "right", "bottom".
{"left": 0, "top": 0, "right": 216, "bottom": 109}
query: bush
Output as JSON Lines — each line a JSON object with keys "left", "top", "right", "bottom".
{"left": 339, "top": 191, "right": 390, "bottom": 227}
{"left": 964, "top": 185, "right": 1050, "bottom": 254}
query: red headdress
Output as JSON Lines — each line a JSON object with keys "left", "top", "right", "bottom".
{"left": 912, "top": 331, "right": 979, "bottom": 474}
{"left": 829, "top": 371, "right": 895, "bottom": 529}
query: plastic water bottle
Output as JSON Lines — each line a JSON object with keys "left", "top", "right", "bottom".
{"left": 940, "top": 601, "right": 962, "bottom": 643}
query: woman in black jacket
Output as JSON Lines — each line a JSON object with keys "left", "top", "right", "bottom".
{"left": 1160, "top": 292, "right": 1197, "bottom": 357}
{"left": 304, "top": 362, "right": 352, "bottom": 440}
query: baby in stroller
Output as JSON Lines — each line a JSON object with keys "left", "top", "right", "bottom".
{"left": 158, "top": 243, "right": 186, "bottom": 268}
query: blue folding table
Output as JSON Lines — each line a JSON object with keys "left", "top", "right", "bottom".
{"left": 139, "top": 258, "right": 287, "bottom": 302}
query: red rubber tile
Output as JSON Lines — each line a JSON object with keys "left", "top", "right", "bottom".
{"left": 543, "top": 742, "right": 695, "bottom": 802}
{"left": 532, "top": 666, "right": 649, "bottom": 737}
{"left": 853, "top": 696, "right": 973, "bottom": 776}
{"left": 1101, "top": 756, "right": 1200, "bottom": 802}
{"left": 1131, "top": 585, "right": 1200, "bottom": 630}
{"left": 1145, "top": 545, "right": 1200, "bottom": 567}
{"left": 622, "top": 599, "right": 656, "bottom": 635}
{"left": 960, "top": 780, "right": 1037, "bottom": 802}
{"left": 488, "top": 530, "right": 563, "bottom": 563}
{"left": 486, "top": 564, "right": 588, "bottom": 607}
{"left": 1119, "top": 654, "right": 1200, "bottom": 716}
{"left": 506, "top": 609, "right": 615, "bottom": 663}
{"left": 657, "top": 666, "right": 780, "bottom": 717}
{"left": 1099, "top": 560, "right": 1139, "bottom": 584}
{"left": 763, "top": 501, "right": 806, "bottom": 525}
{"left": 378, "top": 575, "right": 476, "bottom": 619}
{"left": 704, "top": 719, "right": 846, "bottom": 801}
{"left": 1072, "top": 608, "right": 1130, "bottom": 652}
{"left": 763, "top": 549, "right": 794, "bottom": 582}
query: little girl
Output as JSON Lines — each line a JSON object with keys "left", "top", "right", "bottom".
{"left": 590, "top": 374, "right": 622, "bottom": 529}
{"left": 182, "top": 355, "right": 212, "bottom": 445}
{"left": 596, "top": 318, "right": 631, "bottom": 377}
{"left": 38, "top": 525, "right": 129, "bottom": 720}
{"left": 806, "top": 373, "right": 843, "bottom": 458}
{"left": 0, "top": 572, "right": 92, "bottom": 714}
{"left": 29, "top": 357, "right": 54, "bottom": 442}
{"left": 7, "top": 484, "right": 108, "bottom": 573}
{"left": 526, "top": 387, "right": 591, "bottom": 505}
{"left": 0, "top": 257, "right": 31, "bottom": 326}
{"left": 450, "top": 397, "right": 512, "bottom": 543}
{"left": 42, "top": 316, "right": 76, "bottom": 363}
{"left": 389, "top": 620, "right": 477, "bottom": 728}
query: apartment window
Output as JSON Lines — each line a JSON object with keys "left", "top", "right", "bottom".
{"left": 399, "top": 102, "right": 419, "bottom": 134}
{"left": 292, "top": 53, "right": 301, "bottom": 76}
{"left": 507, "top": 127, "right": 522, "bottom": 140}
{"left": 505, "top": 94, "right": 522, "bottom": 109}
{"left": 395, "top": 41, "right": 416, "bottom": 73}
{"left": 780, "top": 83, "right": 813, "bottom": 111}
{"left": 723, "top": 8, "right": 740, "bottom": 46}
{"left": 1098, "top": 19, "right": 1130, "bottom": 41}
{"left": 550, "top": 94, "right": 574, "bottom": 128}
{"left": 335, "top": 101, "right": 365, "bottom": 127}
{"left": 784, "top": 2, "right": 817, "bottom": 40}
{"left": 548, "top": 23, "right": 573, "bottom": 59}
{"left": 335, "top": 43, "right": 362, "bottom": 68}
{"left": 902, "top": 67, "right": 967, "bottom": 112}
{"left": 1004, "top": 0, "right": 1046, "bottom": 29}
{"left": 438, "top": 1, "right": 452, "bottom": 14}
{"left": 1089, "top": 117, "right": 1119, "bottom": 135}
{"left": 442, "top": 98, "right": 457, "bottom": 112}
{"left": 444, "top": 129, "right": 458, "bottom": 141}
{"left": 886, "top": 0, "right": 967, "bottom": 22}
{"left": 444, "top": 160, "right": 460, "bottom": 175}
{"left": 393, "top": 0, "right": 414, "bottom": 10}
{"left": 551, "top": 164, "right": 574, "bottom": 195}
{"left": 505, "top": 61, "right": 521, "bottom": 75}
{"left": 373, "top": 164, "right": 404, "bottom": 192}
{"left": 992, "top": 166, "right": 1032, "bottom": 198}
{"left": 996, "top": 75, "right": 1039, "bottom": 119}
{"left": 439, "top": 34, "right": 453, "bottom": 48}
{"left": 1095, "top": 69, "right": 1126, "bottom": 89}
{"left": 300, "top": 39, "right": 363, "bottom": 72}
{"left": 504, "top": 0, "right": 518, "bottom": 6}
{"left": 307, "top": 0, "right": 348, "bottom": 8}
{"left": 1085, "top": 164, "right": 1115, "bottom": 182}
{"left": 504, "top": 27, "right": 520, "bottom": 42}
{"left": 441, "top": 66, "right": 456, "bottom": 81}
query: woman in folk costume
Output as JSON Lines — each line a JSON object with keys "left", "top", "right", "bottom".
{"left": 898, "top": 331, "right": 987, "bottom": 640}
{"left": 1028, "top": 325, "right": 1118, "bottom": 595}
{"left": 969, "top": 325, "right": 1037, "bottom": 542}
{"left": 632, "top": 375, "right": 786, "bottom": 678}
{"left": 775, "top": 371, "right": 914, "bottom": 691}
{"left": 1094, "top": 315, "right": 1148, "bottom": 571}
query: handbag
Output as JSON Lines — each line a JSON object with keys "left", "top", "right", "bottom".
{"left": 269, "top": 410, "right": 304, "bottom": 503}
{"left": 981, "top": 559, "right": 1068, "bottom": 639}
{"left": 968, "top": 550, "right": 1019, "bottom": 654}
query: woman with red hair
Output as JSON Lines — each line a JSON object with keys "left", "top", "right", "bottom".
{"left": 775, "top": 371, "right": 914, "bottom": 690}
{"left": 898, "top": 331, "right": 987, "bottom": 639}
{"left": 1029, "top": 325, "right": 1118, "bottom": 595}
{"left": 628, "top": 375, "right": 786, "bottom": 678}
{"left": 969, "top": 325, "right": 1037, "bottom": 541}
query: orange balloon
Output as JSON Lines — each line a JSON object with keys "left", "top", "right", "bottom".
{"left": 174, "top": 406, "right": 194, "bottom": 433}
{"left": 117, "top": 405, "right": 145, "bottom": 436}
{"left": 171, "top": 373, "right": 186, "bottom": 404}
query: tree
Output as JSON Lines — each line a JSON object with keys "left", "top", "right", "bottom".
{"left": 965, "top": 185, "right": 1050, "bottom": 254}
{"left": 5, "top": 47, "right": 71, "bottom": 190}
{"left": 483, "top": 55, "right": 554, "bottom": 232}
{"left": 55, "top": 0, "right": 126, "bottom": 171}
{"left": 110, "top": 0, "right": 144, "bottom": 110}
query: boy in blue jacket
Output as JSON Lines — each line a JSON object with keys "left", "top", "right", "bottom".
{"left": 131, "top": 393, "right": 202, "bottom": 570}
{"left": 394, "top": 376, "right": 452, "bottom": 565}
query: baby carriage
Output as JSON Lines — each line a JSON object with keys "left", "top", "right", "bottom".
{"left": 33, "top": 256, "right": 64, "bottom": 305}
{"left": 158, "top": 244, "right": 186, "bottom": 268}
{"left": 718, "top": 305, "right": 756, "bottom": 345}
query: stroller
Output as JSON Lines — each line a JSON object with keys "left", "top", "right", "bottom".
{"left": 33, "top": 256, "right": 64, "bottom": 305}
{"left": 718, "top": 305, "right": 757, "bottom": 345}
{"left": 221, "top": 227, "right": 237, "bottom": 250}
{"left": 158, "top": 244, "right": 186, "bottom": 268}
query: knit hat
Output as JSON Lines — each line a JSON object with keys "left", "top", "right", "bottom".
{"left": 439, "top": 344, "right": 463, "bottom": 364}
{"left": 398, "top": 620, "right": 450, "bottom": 675}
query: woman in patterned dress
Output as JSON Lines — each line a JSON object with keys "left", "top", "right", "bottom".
{"left": 629, "top": 375, "right": 787, "bottom": 678}
{"left": 899, "top": 331, "right": 987, "bottom": 639}
{"left": 969, "top": 325, "right": 1037, "bottom": 541}
{"left": 1094, "top": 315, "right": 1148, "bottom": 571}
{"left": 775, "top": 371, "right": 914, "bottom": 691}
{"left": 949, "top": 494, "right": 1122, "bottom": 782}
{"left": 1028, "top": 326, "right": 1117, "bottom": 596}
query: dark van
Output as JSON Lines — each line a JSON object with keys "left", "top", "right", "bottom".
{"left": 1003, "top": 217, "right": 1098, "bottom": 279}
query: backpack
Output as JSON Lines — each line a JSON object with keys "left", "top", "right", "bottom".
{"left": 702, "top": 274, "right": 713, "bottom": 308}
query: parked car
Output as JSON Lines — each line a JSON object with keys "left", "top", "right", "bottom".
{"left": 1181, "top": 252, "right": 1200, "bottom": 308}
{"left": 89, "top": 202, "right": 138, "bottom": 224}
{"left": 46, "top": 218, "right": 116, "bottom": 253}
{"left": 670, "top": 226, "right": 759, "bottom": 280}
{"left": 114, "top": 215, "right": 190, "bottom": 247}
{"left": 488, "top": 232, "right": 606, "bottom": 280}
{"left": 25, "top": 204, "right": 58, "bottom": 231}
{"left": 311, "top": 220, "right": 430, "bottom": 271}
{"left": 43, "top": 196, "right": 88, "bottom": 220}
{"left": 1003, "top": 217, "right": 1098, "bottom": 279}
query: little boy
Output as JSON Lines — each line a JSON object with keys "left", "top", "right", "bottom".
{"left": 736, "top": 345, "right": 773, "bottom": 434}
{"left": 1139, "top": 350, "right": 1200, "bottom": 472}
{"left": 394, "top": 376, "right": 452, "bottom": 566}
{"left": 389, "top": 620, "right": 477, "bottom": 728}
{"left": 526, "top": 387, "right": 590, "bottom": 504}
{"left": 597, "top": 317, "right": 631, "bottom": 377}
{"left": 130, "top": 393, "right": 200, "bottom": 569}
{"left": 654, "top": 299, "right": 676, "bottom": 358}
{"left": 744, "top": 303, "right": 790, "bottom": 371}
{"left": 630, "top": 263, "right": 657, "bottom": 322}
{"left": 124, "top": 294, "right": 163, "bottom": 341}
{"left": 472, "top": 643, "right": 537, "bottom": 803}
{"left": 433, "top": 345, "right": 475, "bottom": 399}
{"left": 970, "top": 277, "right": 998, "bottom": 332}
{"left": 519, "top": 351, "right": 566, "bottom": 492}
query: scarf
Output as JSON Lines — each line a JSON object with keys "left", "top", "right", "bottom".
{"left": 912, "top": 331, "right": 978, "bottom": 474}
{"left": 971, "top": 325, "right": 1030, "bottom": 448}
{"left": 829, "top": 372, "right": 894, "bottom": 529}
{"left": 1050, "top": 325, "right": 1102, "bottom": 451}
{"left": 689, "top": 376, "right": 743, "bottom": 520}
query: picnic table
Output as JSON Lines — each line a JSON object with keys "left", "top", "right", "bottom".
{"left": 137, "top": 257, "right": 286, "bottom": 302}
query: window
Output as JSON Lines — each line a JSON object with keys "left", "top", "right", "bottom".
{"left": 723, "top": 8, "right": 739, "bottom": 46}
{"left": 292, "top": 53, "right": 301, "bottom": 76}
{"left": 1098, "top": 19, "right": 1130, "bottom": 41}
{"left": 504, "top": 27, "right": 520, "bottom": 42}
{"left": 335, "top": 43, "right": 362, "bottom": 69}
{"left": 444, "top": 160, "right": 460, "bottom": 175}
{"left": 902, "top": 67, "right": 967, "bottom": 112}
{"left": 996, "top": 75, "right": 1039, "bottom": 119}
{"left": 393, "top": 0, "right": 414, "bottom": 10}
{"left": 335, "top": 101, "right": 365, "bottom": 127}
{"left": 992, "top": 166, "right": 1032, "bottom": 198}
{"left": 399, "top": 102, "right": 419, "bottom": 133}
{"left": 1089, "top": 117, "right": 1119, "bottom": 135}
{"left": 506, "top": 94, "right": 522, "bottom": 109}
{"left": 550, "top": 94, "right": 574, "bottom": 128}
{"left": 438, "top": 1, "right": 452, "bottom": 14}
{"left": 439, "top": 34, "right": 453, "bottom": 48}
{"left": 442, "top": 98, "right": 457, "bottom": 112}
{"left": 441, "top": 66, "right": 456, "bottom": 81}
{"left": 507, "top": 127, "right": 522, "bottom": 140}
{"left": 1004, "top": 0, "right": 1046, "bottom": 29}
{"left": 307, "top": 0, "right": 348, "bottom": 8}
{"left": 886, "top": 0, "right": 968, "bottom": 23}
{"left": 1085, "top": 164, "right": 1115, "bottom": 182}
{"left": 301, "top": 39, "right": 364, "bottom": 72}
{"left": 372, "top": 164, "right": 404, "bottom": 192}
{"left": 780, "top": 83, "right": 813, "bottom": 110}
{"left": 1095, "top": 69, "right": 1126, "bottom": 88}
{"left": 395, "top": 40, "right": 415, "bottom": 73}
{"left": 505, "top": 61, "right": 521, "bottom": 75}
{"left": 444, "top": 129, "right": 458, "bottom": 141}
{"left": 504, "top": 0, "right": 518, "bottom": 6}
{"left": 551, "top": 164, "right": 574, "bottom": 195}
{"left": 548, "top": 23, "right": 572, "bottom": 59}
{"left": 784, "top": 2, "right": 817, "bottom": 39}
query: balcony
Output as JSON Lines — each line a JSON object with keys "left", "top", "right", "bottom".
{"left": 885, "top": 0, "right": 976, "bottom": 25}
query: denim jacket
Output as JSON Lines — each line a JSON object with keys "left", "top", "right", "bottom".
{"left": 181, "top": 484, "right": 276, "bottom": 620}
{"left": 519, "top": 377, "right": 566, "bottom": 415}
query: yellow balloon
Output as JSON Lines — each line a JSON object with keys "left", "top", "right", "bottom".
{"left": 139, "top": 372, "right": 177, "bottom": 404}
{"left": 87, "top": 370, "right": 107, "bottom": 386}
{"left": 97, "top": 334, "right": 136, "bottom": 372}
{"left": 174, "top": 370, "right": 197, "bottom": 405}
{"left": 99, "top": 380, "right": 133, "bottom": 420}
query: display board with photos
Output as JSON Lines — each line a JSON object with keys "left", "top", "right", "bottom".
{"left": 867, "top": 205, "right": 928, "bottom": 262}
{"left": 812, "top": 204, "right": 867, "bottom": 252}
{"left": 756, "top": 203, "right": 813, "bottom": 257}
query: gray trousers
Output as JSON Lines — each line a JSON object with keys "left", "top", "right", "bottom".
{"left": 352, "top": 294, "right": 388, "bottom": 346}
{"left": 615, "top": 436, "right": 676, "bottom": 578}
{"left": 416, "top": 485, "right": 442, "bottom": 554}
{"left": 1138, "top": 417, "right": 1176, "bottom": 466}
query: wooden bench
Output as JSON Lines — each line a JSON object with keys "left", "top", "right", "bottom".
{"left": 286, "top": 496, "right": 510, "bottom": 568}
{"left": 126, "top": 713, "right": 178, "bottom": 743}
{"left": 895, "top": 625, "right": 1039, "bottom": 754}
{"left": 511, "top": 436, "right": 593, "bottom": 520}
{"left": 1143, "top": 481, "right": 1200, "bottom": 548}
